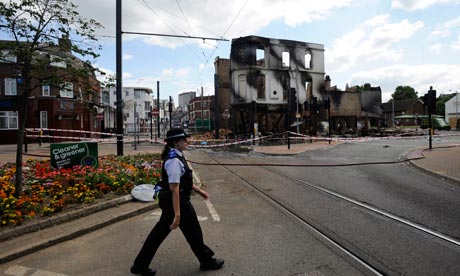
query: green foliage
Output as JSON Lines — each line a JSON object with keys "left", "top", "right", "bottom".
{"left": 436, "top": 94, "right": 456, "bottom": 116}
{"left": 0, "top": 0, "right": 103, "bottom": 88}
{"left": 0, "top": 0, "right": 104, "bottom": 197}
{"left": 391, "top": 85, "right": 418, "bottom": 100}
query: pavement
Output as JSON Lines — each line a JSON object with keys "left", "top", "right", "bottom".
{"left": 0, "top": 139, "right": 459, "bottom": 265}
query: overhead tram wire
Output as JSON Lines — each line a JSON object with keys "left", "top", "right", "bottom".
{"left": 176, "top": 0, "right": 194, "bottom": 35}
{"left": 121, "top": 31, "right": 228, "bottom": 42}
{"left": 138, "top": 0, "right": 205, "bottom": 62}
{"left": 142, "top": 0, "right": 225, "bottom": 40}
{"left": 175, "top": 0, "right": 209, "bottom": 62}
{"left": 192, "top": 0, "right": 249, "bottom": 86}
{"left": 139, "top": 0, "right": 203, "bottom": 62}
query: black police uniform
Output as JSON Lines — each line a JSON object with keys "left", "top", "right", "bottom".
{"left": 131, "top": 149, "right": 214, "bottom": 273}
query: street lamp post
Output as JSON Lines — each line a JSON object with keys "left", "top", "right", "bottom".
{"left": 133, "top": 103, "right": 137, "bottom": 150}
{"left": 455, "top": 92, "right": 459, "bottom": 130}
{"left": 223, "top": 109, "right": 230, "bottom": 143}
{"left": 449, "top": 90, "right": 459, "bottom": 129}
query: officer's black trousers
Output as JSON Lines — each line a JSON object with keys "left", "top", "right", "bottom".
{"left": 132, "top": 191, "right": 214, "bottom": 271}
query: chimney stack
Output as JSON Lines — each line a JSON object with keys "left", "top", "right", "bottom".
{"left": 58, "top": 35, "right": 72, "bottom": 52}
{"left": 325, "top": 75, "right": 331, "bottom": 90}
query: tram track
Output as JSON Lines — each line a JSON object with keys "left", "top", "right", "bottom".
{"left": 199, "top": 150, "right": 384, "bottom": 276}
{"left": 196, "top": 150, "right": 460, "bottom": 276}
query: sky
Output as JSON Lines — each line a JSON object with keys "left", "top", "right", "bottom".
{"left": 51, "top": 0, "right": 460, "bottom": 103}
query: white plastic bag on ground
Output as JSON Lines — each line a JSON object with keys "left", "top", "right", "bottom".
{"left": 131, "top": 184, "right": 156, "bottom": 202}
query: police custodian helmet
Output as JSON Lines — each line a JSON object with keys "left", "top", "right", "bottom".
{"left": 164, "top": 128, "right": 190, "bottom": 142}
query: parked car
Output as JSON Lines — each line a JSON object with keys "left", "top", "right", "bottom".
{"left": 419, "top": 116, "right": 451, "bottom": 130}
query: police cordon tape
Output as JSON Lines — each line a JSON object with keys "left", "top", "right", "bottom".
{"left": 187, "top": 135, "right": 271, "bottom": 148}
{"left": 25, "top": 127, "right": 460, "bottom": 149}
{"left": 286, "top": 131, "right": 435, "bottom": 142}
{"left": 26, "top": 128, "right": 129, "bottom": 143}
{"left": 26, "top": 128, "right": 117, "bottom": 137}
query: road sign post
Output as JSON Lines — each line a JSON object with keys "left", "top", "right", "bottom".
{"left": 222, "top": 109, "right": 230, "bottom": 142}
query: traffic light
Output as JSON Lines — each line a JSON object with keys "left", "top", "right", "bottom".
{"left": 289, "top": 88, "right": 297, "bottom": 112}
{"left": 303, "top": 101, "right": 309, "bottom": 111}
{"left": 312, "top": 96, "right": 318, "bottom": 112}
{"left": 324, "top": 98, "right": 331, "bottom": 109}
{"left": 423, "top": 87, "right": 436, "bottom": 114}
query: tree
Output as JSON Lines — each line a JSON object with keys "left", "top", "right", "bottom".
{"left": 0, "top": 0, "right": 102, "bottom": 197}
{"left": 391, "top": 85, "right": 418, "bottom": 101}
{"left": 436, "top": 94, "right": 456, "bottom": 116}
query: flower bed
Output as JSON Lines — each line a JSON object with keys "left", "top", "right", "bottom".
{"left": 0, "top": 153, "right": 161, "bottom": 227}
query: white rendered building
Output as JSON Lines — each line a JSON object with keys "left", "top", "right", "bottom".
{"left": 103, "top": 86, "right": 154, "bottom": 134}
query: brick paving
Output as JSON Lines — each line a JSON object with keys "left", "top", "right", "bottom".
{"left": 411, "top": 145, "right": 460, "bottom": 182}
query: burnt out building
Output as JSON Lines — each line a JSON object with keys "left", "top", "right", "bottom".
{"left": 324, "top": 78, "right": 383, "bottom": 134}
{"left": 214, "top": 35, "right": 383, "bottom": 138}
{"left": 223, "top": 35, "right": 325, "bottom": 136}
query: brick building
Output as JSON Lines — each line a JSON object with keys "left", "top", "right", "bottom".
{"left": 188, "top": 95, "right": 214, "bottom": 133}
{"left": 0, "top": 38, "right": 100, "bottom": 144}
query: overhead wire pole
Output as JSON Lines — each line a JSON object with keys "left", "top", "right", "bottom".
{"left": 116, "top": 0, "right": 123, "bottom": 156}
{"left": 116, "top": 0, "right": 228, "bottom": 153}
{"left": 157, "top": 81, "right": 160, "bottom": 139}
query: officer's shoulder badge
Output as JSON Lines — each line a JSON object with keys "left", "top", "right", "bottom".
{"left": 168, "top": 150, "right": 178, "bottom": 159}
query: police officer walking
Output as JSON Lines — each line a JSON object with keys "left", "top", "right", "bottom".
{"left": 131, "top": 128, "right": 224, "bottom": 276}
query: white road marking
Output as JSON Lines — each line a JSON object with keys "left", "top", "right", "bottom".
{"left": 5, "top": 265, "right": 31, "bottom": 276}
{"left": 151, "top": 209, "right": 162, "bottom": 216}
{"left": 185, "top": 153, "right": 221, "bottom": 222}
{"left": 31, "top": 269, "right": 68, "bottom": 276}
{"left": 197, "top": 216, "right": 209, "bottom": 221}
{"left": 204, "top": 199, "right": 221, "bottom": 222}
{"left": 4, "top": 265, "right": 68, "bottom": 276}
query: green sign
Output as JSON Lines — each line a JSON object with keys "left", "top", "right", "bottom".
{"left": 50, "top": 142, "right": 98, "bottom": 169}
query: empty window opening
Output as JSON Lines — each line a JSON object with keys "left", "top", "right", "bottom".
{"left": 256, "top": 48, "right": 265, "bottom": 66}
{"left": 282, "top": 52, "right": 290, "bottom": 67}
{"left": 305, "top": 51, "right": 312, "bottom": 69}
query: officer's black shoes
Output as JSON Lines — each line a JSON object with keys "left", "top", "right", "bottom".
{"left": 200, "top": 258, "right": 225, "bottom": 271}
{"left": 130, "top": 266, "right": 157, "bottom": 276}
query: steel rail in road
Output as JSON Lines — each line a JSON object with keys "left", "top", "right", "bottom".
{"left": 199, "top": 151, "right": 384, "bottom": 276}
{"left": 261, "top": 164, "right": 460, "bottom": 249}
